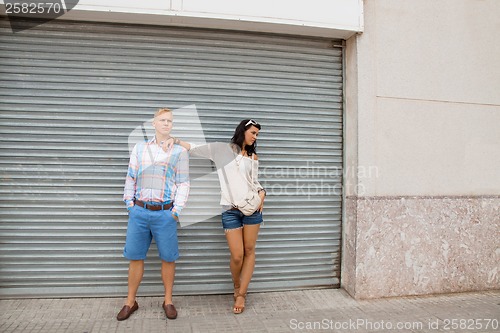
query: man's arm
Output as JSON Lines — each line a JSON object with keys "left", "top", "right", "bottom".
{"left": 123, "top": 144, "right": 139, "bottom": 210}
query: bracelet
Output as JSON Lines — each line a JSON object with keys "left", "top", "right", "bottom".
{"left": 258, "top": 188, "right": 267, "bottom": 196}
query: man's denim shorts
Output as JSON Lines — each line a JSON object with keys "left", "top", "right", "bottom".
{"left": 123, "top": 204, "right": 179, "bottom": 262}
{"left": 221, "top": 208, "right": 263, "bottom": 231}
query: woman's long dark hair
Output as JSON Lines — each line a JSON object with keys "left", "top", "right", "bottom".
{"left": 231, "top": 119, "right": 261, "bottom": 156}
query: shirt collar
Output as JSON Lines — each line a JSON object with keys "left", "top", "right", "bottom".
{"left": 147, "top": 136, "right": 158, "bottom": 145}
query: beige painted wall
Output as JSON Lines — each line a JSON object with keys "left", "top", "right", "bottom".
{"left": 346, "top": 0, "right": 500, "bottom": 197}
{"left": 343, "top": 0, "right": 500, "bottom": 299}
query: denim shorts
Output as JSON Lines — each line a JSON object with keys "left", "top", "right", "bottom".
{"left": 221, "top": 208, "right": 263, "bottom": 231}
{"left": 123, "top": 204, "right": 179, "bottom": 262}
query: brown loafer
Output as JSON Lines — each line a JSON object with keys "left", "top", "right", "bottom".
{"left": 116, "top": 301, "right": 139, "bottom": 321}
{"left": 162, "top": 302, "right": 177, "bottom": 319}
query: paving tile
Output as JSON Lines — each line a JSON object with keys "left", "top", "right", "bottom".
{"left": 0, "top": 290, "right": 498, "bottom": 332}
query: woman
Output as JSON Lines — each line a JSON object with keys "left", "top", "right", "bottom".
{"left": 169, "top": 119, "right": 266, "bottom": 314}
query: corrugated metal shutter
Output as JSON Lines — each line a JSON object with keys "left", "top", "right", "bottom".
{"left": 0, "top": 17, "right": 343, "bottom": 298}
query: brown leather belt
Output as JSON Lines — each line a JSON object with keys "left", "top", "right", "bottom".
{"left": 135, "top": 200, "right": 172, "bottom": 211}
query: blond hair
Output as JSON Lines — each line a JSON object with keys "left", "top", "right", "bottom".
{"left": 155, "top": 108, "right": 172, "bottom": 118}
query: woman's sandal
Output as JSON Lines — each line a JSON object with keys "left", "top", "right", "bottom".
{"left": 233, "top": 292, "right": 246, "bottom": 314}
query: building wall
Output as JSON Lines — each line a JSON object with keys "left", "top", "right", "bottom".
{"left": 343, "top": 0, "right": 500, "bottom": 298}
{"left": 2, "top": 0, "right": 497, "bottom": 299}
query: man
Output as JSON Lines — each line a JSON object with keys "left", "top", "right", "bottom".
{"left": 117, "top": 108, "right": 190, "bottom": 321}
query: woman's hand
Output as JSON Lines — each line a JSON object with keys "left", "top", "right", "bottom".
{"left": 258, "top": 190, "right": 266, "bottom": 212}
{"left": 162, "top": 137, "right": 175, "bottom": 152}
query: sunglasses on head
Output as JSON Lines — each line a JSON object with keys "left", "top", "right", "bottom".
{"left": 245, "top": 119, "right": 259, "bottom": 127}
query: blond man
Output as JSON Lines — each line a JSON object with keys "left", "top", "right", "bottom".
{"left": 117, "top": 108, "right": 190, "bottom": 321}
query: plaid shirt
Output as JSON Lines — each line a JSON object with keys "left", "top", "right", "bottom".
{"left": 123, "top": 137, "right": 190, "bottom": 216}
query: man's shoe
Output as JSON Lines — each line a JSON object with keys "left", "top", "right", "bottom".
{"left": 117, "top": 301, "right": 139, "bottom": 321}
{"left": 162, "top": 302, "right": 177, "bottom": 319}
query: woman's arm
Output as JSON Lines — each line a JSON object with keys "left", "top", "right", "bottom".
{"left": 252, "top": 153, "right": 266, "bottom": 212}
{"left": 174, "top": 138, "right": 191, "bottom": 151}
{"left": 162, "top": 137, "right": 191, "bottom": 151}
{"left": 163, "top": 137, "right": 219, "bottom": 161}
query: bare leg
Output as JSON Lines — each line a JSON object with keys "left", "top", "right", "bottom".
{"left": 126, "top": 260, "right": 144, "bottom": 306}
{"left": 224, "top": 228, "right": 244, "bottom": 290}
{"left": 161, "top": 261, "right": 176, "bottom": 304}
{"left": 239, "top": 224, "right": 260, "bottom": 293}
{"left": 234, "top": 224, "right": 260, "bottom": 311}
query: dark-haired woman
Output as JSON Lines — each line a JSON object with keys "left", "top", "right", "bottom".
{"left": 168, "top": 119, "right": 266, "bottom": 314}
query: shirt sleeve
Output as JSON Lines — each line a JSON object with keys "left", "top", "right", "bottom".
{"left": 253, "top": 161, "right": 264, "bottom": 192}
{"left": 123, "top": 144, "right": 139, "bottom": 208}
{"left": 172, "top": 147, "right": 190, "bottom": 216}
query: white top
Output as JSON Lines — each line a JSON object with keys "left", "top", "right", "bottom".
{"left": 189, "top": 142, "right": 263, "bottom": 206}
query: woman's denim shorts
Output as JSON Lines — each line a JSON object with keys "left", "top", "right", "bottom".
{"left": 221, "top": 208, "right": 263, "bottom": 231}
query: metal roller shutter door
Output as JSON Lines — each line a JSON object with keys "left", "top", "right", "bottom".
{"left": 0, "top": 18, "right": 343, "bottom": 298}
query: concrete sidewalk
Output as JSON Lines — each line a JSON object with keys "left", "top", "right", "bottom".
{"left": 0, "top": 289, "right": 498, "bottom": 333}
